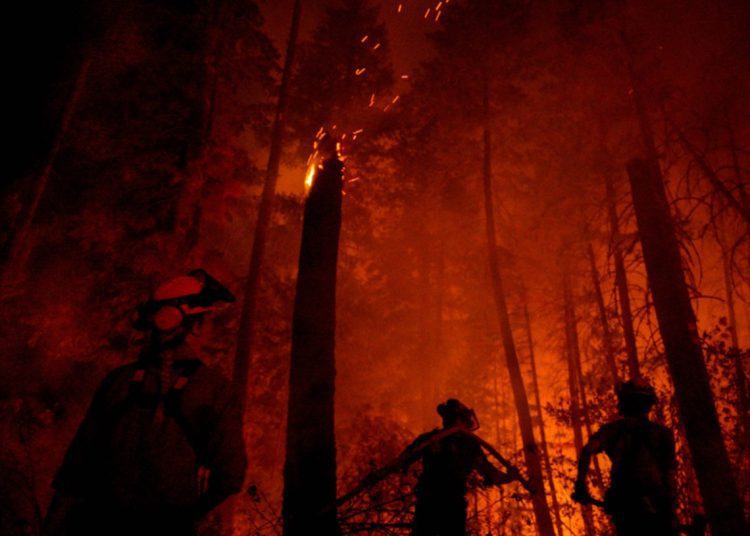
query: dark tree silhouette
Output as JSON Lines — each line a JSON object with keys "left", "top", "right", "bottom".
{"left": 282, "top": 151, "right": 343, "bottom": 536}
{"left": 627, "top": 157, "right": 748, "bottom": 536}
{"left": 233, "top": 0, "right": 302, "bottom": 413}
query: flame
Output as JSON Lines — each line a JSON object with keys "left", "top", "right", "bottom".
{"left": 304, "top": 162, "right": 317, "bottom": 192}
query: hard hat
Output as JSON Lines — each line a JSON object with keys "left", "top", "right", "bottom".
{"left": 133, "top": 269, "right": 235, "bottom": 331}
{"left": 615, "top": 379, "right": 657, "bottom": 408}
{"left": 437, "top": 398, "right": 480, "bottom": 430}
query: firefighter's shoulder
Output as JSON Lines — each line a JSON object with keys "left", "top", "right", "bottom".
{"left": 94, "top": 362, "right": 142, "bottom": 393}
{"left": 407, "top": 428, "right": 442, "bottom": 449}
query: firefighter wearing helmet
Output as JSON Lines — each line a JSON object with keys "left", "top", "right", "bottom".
{"left": 43, "top": 270, "right": 246, "bottom": 536}
{"left": 400, "top": 399, "right": 519, "bottom": 535}
{"left": 573, "top": 379, "right": 678, "bottom": 536}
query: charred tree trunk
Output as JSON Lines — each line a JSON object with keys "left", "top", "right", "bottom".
{"left": 627, "top": 157, "right": 748, "bottom": 535}
{"left": 232, "top": 0, "right": 302, "bottom": 411}
{"left": 282, "top": 156, "right": 343, "bottom": 536}
{"left": 588, "top": 243, "right": 619, "bottom": 385}
{"left": 522, "top": 297, "right": 564, "bottom": 536}
{"left": 481, "top": 74, "right": 555, "bottom": 536}
{"left": 624, "top": 43, "right": 748, "bottom": 530}
{"left": 606, "top": 174, "right": 640, "bottom": 379}
{"left": 563, "top": 273, "right": 597, "bottom": 536}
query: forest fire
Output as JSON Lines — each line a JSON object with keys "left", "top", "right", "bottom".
{"left": 2, "top": 1, "right": 750, "bottom": 536}
{"left": 305, "top": 162, "right": 319, "bottom": 191}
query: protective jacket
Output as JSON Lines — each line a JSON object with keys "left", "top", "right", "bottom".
{"left": 52, "top": 349, "right": 246, "bottom": 535}
{"left": 591, "top": 417, "right": 676, "bottom": 535}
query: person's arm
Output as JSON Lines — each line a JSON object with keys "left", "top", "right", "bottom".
{"left": 362, "top": 431, "right": 433, "bottom": 486}
{"left": 334, "top": 431, "right": 436, "bottom": 508}
{"left": 475, "top": 448, "right": 517, "bottom": 487}
{"left": 194, "top": 385, "right": 247, "bottom": 519}
{"left": 573, "top": 426, "right": 608, "bottom": 504}
{"left": 395, "top": 432, "right": 434, "bottom": 471}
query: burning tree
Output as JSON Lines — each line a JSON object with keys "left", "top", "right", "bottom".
{"left": 282, "top": 137, "right": 343, "bottom": 535}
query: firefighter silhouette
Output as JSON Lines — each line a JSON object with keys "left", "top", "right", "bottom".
{"left": 43, "top": 270, "right": 246, "bottom": 536}
{"left": 339, "top": 399, "right": 523, "bottom": 536}
{"left": 408, "top": 400, "right": 518, "bottom": 535}
{"left": 573, "top": 379, "right": 678, "bottom": 536}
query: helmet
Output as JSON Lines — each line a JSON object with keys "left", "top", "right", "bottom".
{"left": 437, "top": 399, "right": 480, "bottom": 430}
{"left": 133, "top": 269, "right": 235, "bottom": 332}
{"left": 615, "top": 379, "right": 657, "bottom": 415}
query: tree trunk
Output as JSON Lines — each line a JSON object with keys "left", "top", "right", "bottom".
{"left": 627, "top": 157, "right": 748, "bottom": 535}
{"left": 1, "top": 54, "right": 91, "bottom": 278}
{"left": 605, "top": 173, "right": 640, "bottom": 379}
{"left": 232, "top": 0, "right": 302, "bottom": 411}
{"left": 563, "top": 273, "right": 597, "bottom": 536}
{"left": 571, "top": 325, "right": 605, "bottom": 491}
{"left": 587, "top": 243, "right": 619, "bottom": 385}
{"left": 491, "top": 362, "right": 509, "bottom": 536}
{"left": 282, "top": 156, "right": 343, "bottom": 536}
{"left": 481, "top": 74, "right": 555, "bottom": 536}
{"left": 522, "top": 297, "right": 564, "bottom": 536}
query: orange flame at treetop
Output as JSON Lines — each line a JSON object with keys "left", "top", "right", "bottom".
{"left": 304, "top": 162, "right": 317, "bottom": 192}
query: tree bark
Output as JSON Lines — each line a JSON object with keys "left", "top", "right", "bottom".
{"left": 522, "top": 297, "right": 564, "bottom": 536}
{"left": 563, "top": 273, "right": 597, "bottom": 536}
{"left": 232, "top": 0, "right": 302, "bottom": 411}
{"left": 282, "top": 156, "right": 343, "bottom": 536}
{"left": 605, "top": 173, "right": 640, "bottom": 379}
{"left": 627, "top": 157, "right": 748, "bottom": 536}
{"left": 587, "top": 243, "right": 619, "bottom": 385}
{"left": 481, "top": 75, "right": 555, "bottom": 536}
